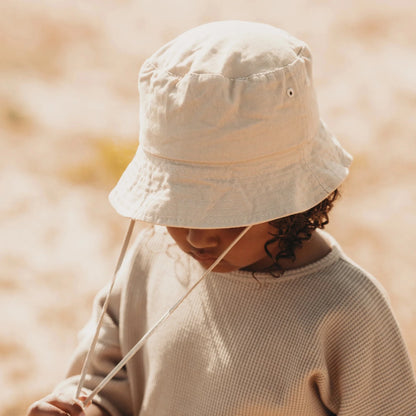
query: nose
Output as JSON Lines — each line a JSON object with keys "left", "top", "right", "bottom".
{"left": 186, "top": 229, "right": 219, "bottom": 250}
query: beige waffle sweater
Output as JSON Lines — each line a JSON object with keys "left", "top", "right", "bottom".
{"left": 56, "top": 226, "right": 416, "bottom": 415}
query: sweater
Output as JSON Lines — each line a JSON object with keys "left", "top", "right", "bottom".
{"left": 55, "top": 225, "right": 416, "bottom": 415}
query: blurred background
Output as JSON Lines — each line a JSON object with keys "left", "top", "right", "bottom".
{"left": 1, "top": 0, "right": 415, "bottom": 414}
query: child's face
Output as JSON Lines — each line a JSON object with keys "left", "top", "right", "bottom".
{"left": 166, "top": 223, "right": 278, "bottom": 273}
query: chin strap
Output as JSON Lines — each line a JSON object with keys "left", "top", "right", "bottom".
{"left": 77, "top": 223, "right": 252, "bottom": 407}
{"left": 75, "top": 219, "right": 136, "bottom": 400}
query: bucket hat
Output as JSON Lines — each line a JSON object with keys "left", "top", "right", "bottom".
{"left": 109, "top": 20, "right": 352, "bottom": 229}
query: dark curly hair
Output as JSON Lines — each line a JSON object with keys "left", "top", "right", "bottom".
{"left": 264, "top": 189, "right": 340, "bottom": 276}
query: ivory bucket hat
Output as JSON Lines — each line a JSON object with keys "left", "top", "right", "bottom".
{"left": 109, "top": 20, "right": 352, "bottom": 229}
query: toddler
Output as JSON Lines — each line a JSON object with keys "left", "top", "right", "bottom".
{"left": 27, "top": 21, "right": 416, "bottom": 416}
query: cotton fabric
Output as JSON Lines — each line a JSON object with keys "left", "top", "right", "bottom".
{"left": 55, "top": 226, "right": 416, "bottom": 415}
{"left": 109, "top": 21, "right": 352, "bottom": 228}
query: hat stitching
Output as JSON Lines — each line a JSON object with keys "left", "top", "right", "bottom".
{"left": 140, "top": 138, "right": 311, "bottom": 167}
{"left": 110, "top": 23, "right": 351, "bottom": 228}
{"left": 129, "top": 202, "right": 328, "bottom": 229}
{"left": 142, "top": 46, "right": 307, "bottom": 81}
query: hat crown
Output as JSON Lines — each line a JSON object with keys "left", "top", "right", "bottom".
{"left": 138, "top": 21, "right": 320, "bottom": 164}
{"left": 145, "top": 21, "right": 306, "bottom": 79}
{"left": 110, "top": 22, "right": 352, "bottom": 227}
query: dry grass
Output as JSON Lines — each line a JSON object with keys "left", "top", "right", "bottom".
{"left": 1, "top": 0, "right": 415, "bottom": 414}
{"left": 60, "top": 137, "right": 137, "bottom": 188}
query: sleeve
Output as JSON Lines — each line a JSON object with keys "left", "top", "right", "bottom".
{"left": 318, "top": 275, "right": 416, "bottom": 415}
{"left": 52, "top": 225, "right": 157, "bottom": 416}
{"left": 53, "top": 280, "right": 133, "bottom": 416}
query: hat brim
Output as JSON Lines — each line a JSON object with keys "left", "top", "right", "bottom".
{"left": 108, "top": 120, "right": 352, "bottom": 229}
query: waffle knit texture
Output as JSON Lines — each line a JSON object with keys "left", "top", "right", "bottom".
{"left": 55, "top": 226, "right": 416, "bottom": 415}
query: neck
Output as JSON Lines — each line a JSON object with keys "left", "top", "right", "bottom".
{"left": 245, "top": 230, "right": 332, "bottom": 273}
{"left": 282, "top": 230, "right": 332, "bottom": 270}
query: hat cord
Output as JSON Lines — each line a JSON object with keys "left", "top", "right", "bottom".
{"left": 78, "top": 224, "right": 252, "bottom": 407}
{"left": 75, "top": 219, "right": 136, "bottom": 400}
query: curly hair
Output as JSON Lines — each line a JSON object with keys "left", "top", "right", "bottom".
{"left": 264, "top": 189, "right": 340, "bottom": 275}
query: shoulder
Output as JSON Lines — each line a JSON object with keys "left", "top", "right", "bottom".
{"left": 326, "top": 251, "right": 390, "bottom": 311}
{"left": 307, "top": 233, "right": 391, "bottom": 311}
{"left": 312, "top": 246, "right": 401, "bottom": 342}
{"left": 310, "top": 246, "right": 409, "bottom": 369}
{"left": 291, "top": 238, "right": 397, "bottom": 336}
{"left": 313, "top": 245, "right": 416, "bottom": 414}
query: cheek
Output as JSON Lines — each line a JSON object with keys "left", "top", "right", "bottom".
{"left": 227, "top": 239, "right": 266, "bottom": 264}
{"left": 166, "top": 228, "right": 188, "bottom": 248}
{"left": 232, "top": 228, "right": 274, "bottom": 263}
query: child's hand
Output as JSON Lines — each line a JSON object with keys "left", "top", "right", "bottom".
{"left": 27, "top": 392, "right": 110, "bottom": 416}
{"left": 27, "top": 392, "right": 86, "bottom": 416}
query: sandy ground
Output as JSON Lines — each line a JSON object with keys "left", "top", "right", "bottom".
{"left": 1, "top": 0, "right": 416, "bottom": 414}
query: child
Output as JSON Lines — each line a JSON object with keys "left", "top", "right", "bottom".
{"left": 27, "top": 21, "right": 416, "bottom": 415}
